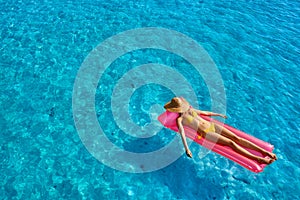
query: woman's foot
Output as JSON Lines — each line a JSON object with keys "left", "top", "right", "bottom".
{"left": 263, "top": 151, "right": 277, "bottom": 160}
{"left": 257, "top": 157, "right": 275, "bottom": 164}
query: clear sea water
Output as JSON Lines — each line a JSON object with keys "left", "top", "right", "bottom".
{"left": 1, "top": 0, "right": 299, "bottom": 199}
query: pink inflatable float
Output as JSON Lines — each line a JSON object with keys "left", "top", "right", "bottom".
{"left": 158, "top": 111, "right": 274, "bottom": 173}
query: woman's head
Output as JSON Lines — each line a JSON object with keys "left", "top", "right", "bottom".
{"left": 164, "top": 97, "right": 190, "bottom": 113}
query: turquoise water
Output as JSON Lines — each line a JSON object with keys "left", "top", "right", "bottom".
{"left": 1, "top": 0, "right": 299, "bottom": 199}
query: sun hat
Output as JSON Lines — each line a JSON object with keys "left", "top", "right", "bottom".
{"left": 164, "top": 97, "right": 190, "bottom": 113}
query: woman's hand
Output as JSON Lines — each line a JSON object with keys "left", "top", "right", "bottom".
{"left": 219, "top": 114, "right": 227, "bottom": 119}
{"left": 186, "top": 149, "right": 193, "bottom": 158}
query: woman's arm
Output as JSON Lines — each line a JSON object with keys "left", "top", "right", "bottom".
{"left": 194, "top": 109, "right": 227, "bottom": 119}
{"left": 177, "top": 116, "right": 192, "bottom": 158}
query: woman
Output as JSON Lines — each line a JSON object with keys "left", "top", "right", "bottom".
{"left": 164, "top": 97, "right": 277, "bottom": 164}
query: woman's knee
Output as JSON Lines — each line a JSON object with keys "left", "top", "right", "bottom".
{"left": 228, "top": 140, "right": 237, "bottom": 149}
{"left": 232, "top": 136, "right": 242, "bottom": 143}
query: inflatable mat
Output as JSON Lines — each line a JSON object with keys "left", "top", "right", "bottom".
{"left": 158, "top": 111, "right": 274, "bottom": 173}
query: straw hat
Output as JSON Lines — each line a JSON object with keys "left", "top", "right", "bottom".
{"left": 164, "top": 97, "right": 190, "bottom": 113}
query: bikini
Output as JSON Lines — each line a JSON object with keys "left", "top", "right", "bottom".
{"left": 185, "top": 110, "right": 198, "bottom": 124}
{"left": 185, "top": 110, "right": 216, "bottom": 139}
{"left": 204, "top": 123, "right": 216, "bottom": 133}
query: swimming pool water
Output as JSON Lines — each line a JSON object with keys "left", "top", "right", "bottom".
{"left": 1, "top": 0, "right": 299, "bottom": 199}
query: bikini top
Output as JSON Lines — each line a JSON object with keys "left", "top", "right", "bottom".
{"left": 185, "top": 110, "right": 216, "bottom": 133}
{"left": 185, "top": 110, "right": 198, "bottom": 123}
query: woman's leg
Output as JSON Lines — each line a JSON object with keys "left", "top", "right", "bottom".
{"left": 214, "top": 123, "right": 277, "bottom": 160}
{"left": 203, "top": 131, "right": 274, "bottom": 164}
